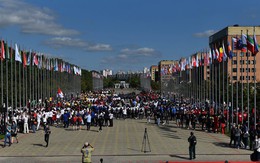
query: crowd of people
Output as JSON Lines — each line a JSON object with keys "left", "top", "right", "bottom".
{"left": 0, "top": 89, "right": 259, "bottom": 159}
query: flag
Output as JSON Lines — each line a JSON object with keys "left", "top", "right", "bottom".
{"left": 15, "top": 43, "right": 22, "bottom": 63}
{"left": 241, "top": 34, "right": 247, "bottom": 52}
{"left": 215, "top": 45, "right": 219, "bottom": 60}
{"left": 222, "top": 42, "right": 227, "bottom": 61}
{"left": 232, "top": 37, "right": 239, "bottom": 50}
{"left": 211, "top": 46, "right": 216, "bottom": 61}
{"left": 227, "top": 41, "right": 233, "bottom": 59}
{"left": 5, "top": 42, "right": 10, "bottom": 59}
{"left": 247, "top": 34, "right": 254, "bottom": 54}
{"left": 54, "top": 59, "right": 58, "bottom": 71}
{"left": 208, "top": 49, "right": 212, "bottom": 64}
{"left": 27, "top": 50, "right": 31, "bottom": 66}
{"left": 22, "top": 51, "right": 27, "bottom": 67}
{"left": 38, "top": 55, "right": 42, "bottom": 69}
{"left": 57, "top": 88, "right": 64, "bottom": 98}
{"left": 192, "top": 55, "right": 196, "bottom": 67}
{"left": 0, "top": 40, "right": 5, "bottom": 61}
{"left": 253, "top": 32, "right": 259, "bottom": 56}
{"left": 196, "top": 54, "right": 199, "bottom": 67}
{"left": 33, "top": 53, "right": 38, "bottom": 66}
{"left": 218, "top": 46, "right": 223, "bottom": 62}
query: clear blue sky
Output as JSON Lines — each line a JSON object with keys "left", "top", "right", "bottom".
{"left": 0, "top": 0, "right": 259, "bottom": 73}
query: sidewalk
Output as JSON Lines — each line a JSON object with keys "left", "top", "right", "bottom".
{"left": 0, "top": 119, "right": 253, "bottom": 163}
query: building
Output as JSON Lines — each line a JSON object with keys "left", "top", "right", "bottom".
{"left": 209, "top": 25, "right": 260, "bottom": 83}
{"left": 143, "top": 67, "right": 150, "bottom": 74}
{"left": 150, "top": 65, "right": 158, "bottom": 81}
{"left": 102, "top": 69, "right": 113, "bottom": 78}
{"left": 158, "top": 60, "right": 179, "bottom": 97}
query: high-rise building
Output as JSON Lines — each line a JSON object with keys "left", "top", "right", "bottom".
{"left": 158, "top": 60, "right": 179, "bottom": 96}
{"left": 150, "top": 65, "right": 158, "bottom": 81}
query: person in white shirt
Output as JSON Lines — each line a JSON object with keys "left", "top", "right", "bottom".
{"left": 36, "top": 111, "right": 42, "bottom": 130}
{"left": 23, "top": 113, "right": 29, "bottom": 134}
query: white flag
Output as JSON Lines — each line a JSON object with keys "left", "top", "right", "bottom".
{"left": 15, "top": 44, "right": 22, "bottom": 63}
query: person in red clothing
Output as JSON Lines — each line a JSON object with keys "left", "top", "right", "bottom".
{"left": 71, "top": 114, "right": 77, "bottom": 130}
{"left": 214, "top": 115, "right": 219, "bottom": 133}
{"left": 77, "top": 115, "right": 83, "bottom": 130}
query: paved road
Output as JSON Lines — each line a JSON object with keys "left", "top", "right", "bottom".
{"left": 0, "top": 119, "right": 253, "bottom": 163}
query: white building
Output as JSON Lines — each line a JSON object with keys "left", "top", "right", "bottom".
{"left": 102, "top": 69, "right": 113, "bottom": 78}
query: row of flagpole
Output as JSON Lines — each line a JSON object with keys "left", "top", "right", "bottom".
{"left": 0, "top": 40, "right": 82, "bottom": 114}
{"left": 175, "top": 27, "right": 259, "bottom": 129}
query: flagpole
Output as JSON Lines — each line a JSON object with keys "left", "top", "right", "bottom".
{"left": 11, "top": 43, "right": 13, "bottom": 111}
{"left": 212, "top": 50, "right": 215, "bottom": 112}
{"left": 226, "top": 43, "right": 229, "bottom": 131}
{"left": 254, "top": 55, "right": 256, "bottom": 128}
{"left": 230, "top": 38, "right": 234, "bottom": 126}
{"left": 222, "top": 43, "right": 225, "bottom": 117}
{"left": 32, "top": 53, "right": 35, "bottom": 107}
{"left": 6, "top": 43, "right": 9, "bottom": 115}
{"left": 209, "top": 50, "right": 212, "bottom": 110}
{"left": 1, "top": 45, "right": 3, "bottom": 108}
{"left": 218, "top": 55, "right": 221, "bottom": 115}
{"left": 236, "top": 44, "right": 239, "bottom": 125}
{"left": 215, "top": 54, "right": 218, "bottom": 114}
{"left": 19, "top": 55, "right": 21, "bottom": 108}
{"left": 246, "top": 30, "right": 250, "bottom": 130}
{"left": 22, "top": 51, "right": 25, "bottom": 107}
{"left": 240, "top": 30, "right": 244, "bottom": 124}
{"left": 15, "top": 50, "right": 17, "bottom": 109}
{"left": 253, "top": 27, "right": 257, "bottom": 128}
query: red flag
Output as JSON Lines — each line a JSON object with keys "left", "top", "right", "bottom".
{"left": 0, "top": 40, "right": 5, "bottom": 61}
{"left": 33, "top": 53, "right": 38, "bottom": 66}
{"left": 57, "top": 88, "right": 64, "bottom": 98}
{"left": 23, "top": 51, "right": 27, "bottom": 67}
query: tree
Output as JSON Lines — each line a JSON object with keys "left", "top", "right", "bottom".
{"left": 81, "top": 69, "right": 92, "bottom": 92}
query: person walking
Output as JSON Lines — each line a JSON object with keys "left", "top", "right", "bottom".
{"left": 3, "top": 123, "right": 12, "bottom": 148}
{"left": 44, "top": 124, "right": 51, "bottom": 147}
{"left": 188, "top": 131, "right": 197, "bottom": 160}
{"left": 81, "top": 142, "right": 94, "bottom": 163}
{"left": 86, "top": 113, "right": 92, "bottom": 130}
{"left": 229, "top": 124, "right": 236, "bottom": 147}
{"left": 11, "top": 121, "right": 19, "bottom": 144}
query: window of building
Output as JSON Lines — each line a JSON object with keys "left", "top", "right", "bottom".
{"left": 240, "top": 60, "right": 245, "bottom": 65}
{"left": 240, "top": 52, "right": 244, "bottom": 57}
{"left": 233, "top": 52, "right": 237, "bottom": 57}
{"left": 232, "top": 68, "right": 237, "bottom": 72}
{"left": 232, "top": 60, "right": 237, "bottom": 65}
{"left": 252, "top": 76, "right": 255, "bottom": 80}
{"left": 246, "top": 76, "right": 250, "bottom": 80}
{"left": 246, "top": 52, "right": 251, "bottom": 57}
{"left": 252, "top": 60, "right": 256, "bottom": 64}
{"left": 233, "top": 76, "right": 237, "bottom": 80}
{"left": 240, "top": 68, "right": 244, "bottom": 72}
{"left": 240, "top": 76, "right": 245, "bottom": 80}
{"left": 252, "top": 68, "right": 256, "bottom": 72}
{"left": 246, "top": 68, "right": 250, "bottom": 72}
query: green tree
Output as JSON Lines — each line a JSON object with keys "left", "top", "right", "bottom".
{"left": 81, "top": 69, "right": 92, "bottom": 92}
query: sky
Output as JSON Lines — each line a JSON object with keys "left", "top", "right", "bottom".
{"left": 0, "top": 0, "right": 259, "bottom": 73}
